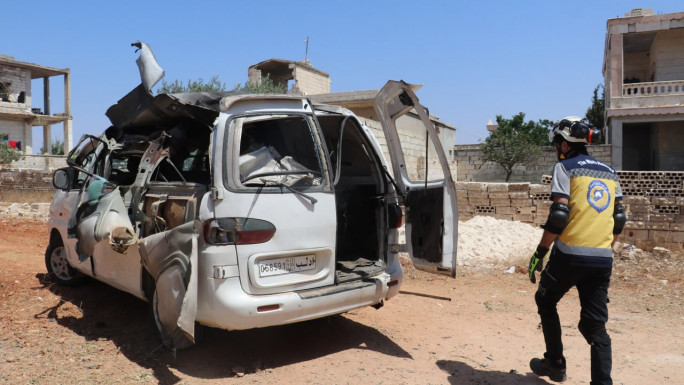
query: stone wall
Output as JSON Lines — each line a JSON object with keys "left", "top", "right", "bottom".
{"left": 8, "top": 155, "right": 67, "bottom": 170}
{"left": 0, "top": 168, "right": 56, "bottom": 202}
{"left": 453, "top": 144, "right": 612, "bottom": 183}
{"left": 457, "top": 170, "right": 684, "bottom": 251}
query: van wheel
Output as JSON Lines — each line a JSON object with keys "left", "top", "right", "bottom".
{"left": 45, "top": 238, "right": 85, "bottom": 286}
{"left": 149, "top": 284, "right": 196, "bottom": 350}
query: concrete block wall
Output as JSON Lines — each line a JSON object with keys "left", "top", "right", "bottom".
{"left": 0, "top": 120, "right": 26, "bottom": 148}
{"left": 456, "top": 170, "right": 684, "bottom": 250}
{"left": 456, "top": 182, "right": 552, "bottom": 227}
{"left": 0, "top": 168, "right": 56, "bottom": 202}
{"left": 617, "top": 171, "right": 684, "bottom": 250}
{"left": 9, "top": 155, "right": 67, "bottom": 170}
{"left": 0, "top": 65, "right": 30, "bottom": 105}
{"left": 453, "top": 144, "right": 612, "bottom": 183}
{"left": 293, "top": 66, "right": 331, "bottom": 95}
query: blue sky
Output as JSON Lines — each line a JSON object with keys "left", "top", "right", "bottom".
{"left": 2, "top": 1, "right": 682, "bottom": 149}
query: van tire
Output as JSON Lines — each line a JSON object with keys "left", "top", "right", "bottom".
{"left": 45, "top": 237, "right": 86, "bottom": 286}
{"left": 149, "top": 283, "right": 196, "bottom": 350}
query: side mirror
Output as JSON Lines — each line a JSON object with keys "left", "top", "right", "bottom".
{"left": 52, "top": 168, "right": 73, "bottom": 191}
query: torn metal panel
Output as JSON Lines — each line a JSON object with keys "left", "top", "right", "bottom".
{"left": 131, "top": 41, "right": 165, "bottom": 95}
{"left": 106, "top": 89, "right": 236, "bottom": 130}
{"left": 75, "top": 187, "right": 137, "bottom": 262}
{"left": 138, "top": 221, "right": 199, "bottom": 349}
{"left": 104, "top": 84, "right": 155, "bottom": 129}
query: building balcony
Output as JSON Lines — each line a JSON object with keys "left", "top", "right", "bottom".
{"left": 610, "top": 80, "right": 684, "bottom": 111}
{"left": 622, "top": 80, "right": 684, "bottom": 97}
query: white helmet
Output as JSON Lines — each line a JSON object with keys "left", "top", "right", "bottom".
{"left": 548, "top": 116, "right": 600, "bottom": 144}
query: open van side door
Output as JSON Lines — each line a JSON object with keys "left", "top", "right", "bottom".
{"left": 64, "top": 135, "right": 142, "bottom": 296}
{"left": 374, "top": 80, "right": 458, "bottom": 277}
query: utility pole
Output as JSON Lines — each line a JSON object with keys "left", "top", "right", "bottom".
{"left": 304, "top": 36, "right": 309, "bottom": 61}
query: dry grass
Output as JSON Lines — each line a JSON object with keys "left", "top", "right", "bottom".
{"left": 0, "top": 189, "right": 53, "bottom": 203}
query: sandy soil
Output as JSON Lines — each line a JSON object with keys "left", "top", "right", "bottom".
{"left": 1, "top": 217, "right": 683, "bottom": 385}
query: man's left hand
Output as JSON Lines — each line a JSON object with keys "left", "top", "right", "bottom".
{"left": 528, "top": 246, "right": 549, "bottom": 284}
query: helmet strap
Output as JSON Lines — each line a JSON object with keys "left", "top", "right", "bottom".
{"left": 555, "top": 141, "right": 576, "bottom": 161}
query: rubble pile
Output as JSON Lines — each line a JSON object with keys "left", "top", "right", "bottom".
{"left": 0, "top": 202, "right": 51, "bottom": 221}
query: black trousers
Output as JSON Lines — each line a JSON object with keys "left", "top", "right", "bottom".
{"left": 535, "top": 255, "right": 613, "bottom": 385}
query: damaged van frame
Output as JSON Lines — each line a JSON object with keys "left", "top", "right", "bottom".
{"left": 46, "top": 44, "right": 458, "bottom": 349}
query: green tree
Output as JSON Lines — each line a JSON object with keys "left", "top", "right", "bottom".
{"left": 157, "top": 75, "right": 226, "bottom": 94}
{"left": 233, "top": 74, "right": 287, "bottom": 94}
{"left": 39, "top": 139, "right": 65, "bottom": 155}
{"left": 480, "top": 113, "right": 551, "bottom": 182}
{"left": 585, "top": 84, "right": 605, "bottom": 143}
{"left": 0, "top": 133, "right": 23, "bottom": 164}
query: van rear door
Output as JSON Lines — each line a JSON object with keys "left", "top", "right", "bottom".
{"left": 211, "top": 97, "right": 338, "bottom": 294}
{"left": 374, "top": 80, "right": 458, "bottom": 277}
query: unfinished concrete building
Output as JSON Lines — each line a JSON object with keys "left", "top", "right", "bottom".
{"left": 248, "top": 59, "right": 332, "bottom": 96}
{"left": 603, "top": 8, "right": 684, "bottom": 171}
{"left": 0, "top": 55, "right": 72, "bottom": 167}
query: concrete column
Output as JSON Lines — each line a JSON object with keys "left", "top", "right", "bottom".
{"left": 611, "top": 119, "right": 623, "bottom": 170}
{"left": 608, "top": 34, "right": 624, "bottom": 105}
{"left": 43, "top": 126, "right": 51, "bottom": 154}
{"left": 63, "top": 71, "right": 72, "bottom": 153}
{"left": 43, "top": 76, "right": 51, "bottom": 154}
{"left": 23, "top": 120, "right": 32, "bottom": 155}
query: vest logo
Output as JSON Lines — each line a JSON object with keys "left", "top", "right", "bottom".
{"left": 587, "top": 180, "right": 611, "bottom": 213}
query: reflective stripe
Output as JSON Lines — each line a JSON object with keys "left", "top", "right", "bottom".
{"left": 555, "top": 239, "right": 613, "bottom": 258}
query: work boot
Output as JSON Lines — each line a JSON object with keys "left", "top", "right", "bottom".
{"left": 530, "top": 357, "right": 567, "bottom": 382}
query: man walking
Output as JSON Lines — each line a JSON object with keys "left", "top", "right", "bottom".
{"left": 528, "top": 117, "right": 626, "bottom": 384}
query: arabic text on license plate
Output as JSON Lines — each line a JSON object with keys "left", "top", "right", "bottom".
{"left": 259, "top": 255, "right": 316, "bottom": 277}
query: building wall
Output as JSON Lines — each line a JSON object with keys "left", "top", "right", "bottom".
{"left": 350, "top": 112, "right": 454, "bottom": 181}
{"left": 624, "top": 51, "right": 650, "bottom": 81}
{"left": 651, "top": 29, "right": 684, "bottom": 82}
{"left": 453, "top": 144, "right": 612, "bottom": 183}
{"left": 0, "top": 65, "right": 30, "bottom": 106}
{"left": 655, "top": 120, "right": 684, "bottom": 170}
{"left": 292, "top": 66, "right": 331, "bottom": 95}
{"left": 0, "top": 120, "right": 25, "bottom": 147}
{"left": 0, "top": 65, "right": 31, "bottom": 151}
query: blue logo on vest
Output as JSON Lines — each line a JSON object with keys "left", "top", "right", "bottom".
{"left": 587, "top": 180, "right": 610, "bottom": 213}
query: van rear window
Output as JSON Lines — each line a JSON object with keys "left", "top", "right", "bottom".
{"left": 233, "top": 115, "right": 324, "bottom": 188}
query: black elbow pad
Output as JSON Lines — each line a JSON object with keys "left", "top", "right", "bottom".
{"left": 543, "top": 202, "right": 570, "bottom": 235}
{"left": 613, "top": 204, "right": 626, "bottom": 235}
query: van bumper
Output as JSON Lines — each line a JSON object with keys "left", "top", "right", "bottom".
{"left": 196, "top": 269, "right": 403, "bottom": 331}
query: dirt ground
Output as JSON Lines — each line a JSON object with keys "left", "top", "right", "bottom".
{"left": 1, "top": 218, "right": 683, "bottom": 385}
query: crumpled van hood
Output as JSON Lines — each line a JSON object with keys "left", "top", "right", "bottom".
{"left": 105, "top": 89, "right": 238, "bottom": 130}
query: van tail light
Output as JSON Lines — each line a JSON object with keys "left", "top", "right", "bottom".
{"left": 203, "top": 218, "right": 276, "bottom": 245}
{"left": 388, "top": 204, "right": 403, "bottom": 229}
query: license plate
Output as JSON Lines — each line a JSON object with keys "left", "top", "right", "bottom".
{"left": 258, "top": 255, "right": 316, "bottom": 277}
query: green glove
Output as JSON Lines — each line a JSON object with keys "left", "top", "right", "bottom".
{"left": 528, "top": 246, "right": 549, "bottom": 284}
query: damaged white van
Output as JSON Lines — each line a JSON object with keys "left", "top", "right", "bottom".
{"left": 46, "top": 44, "right": 457, "bottom": 349}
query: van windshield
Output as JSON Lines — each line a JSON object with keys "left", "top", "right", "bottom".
{"left": 236, "top": 115, "right": 324, "bottom": 188}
